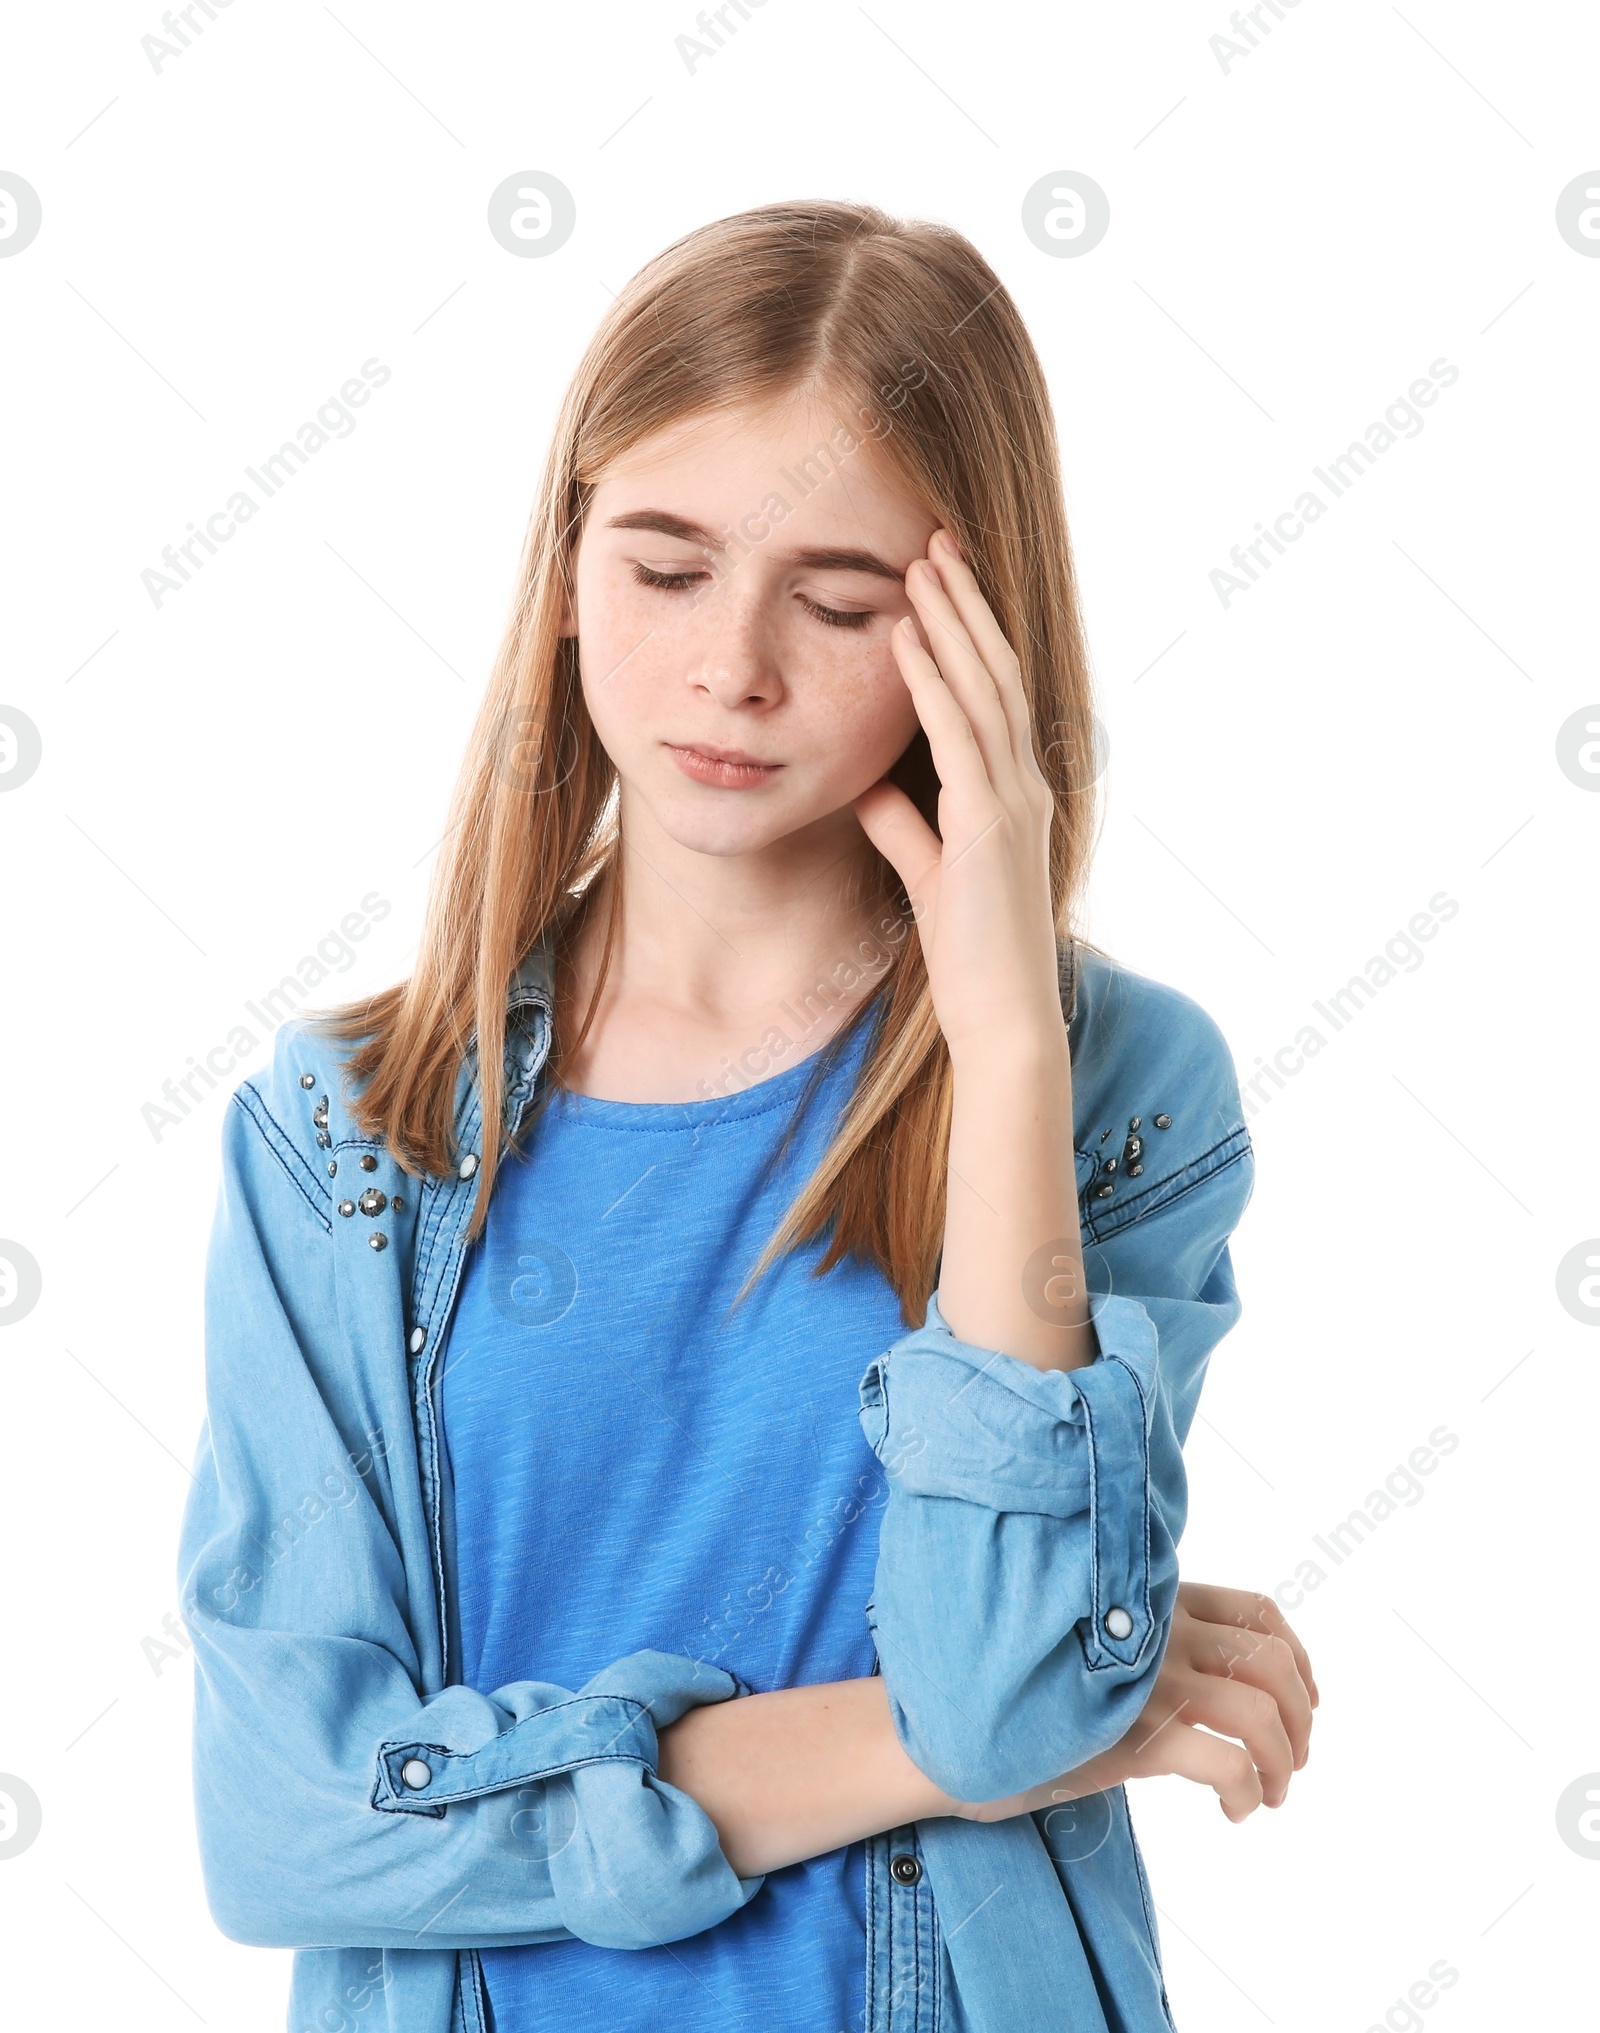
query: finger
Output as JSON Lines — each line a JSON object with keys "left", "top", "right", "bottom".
{"left": 1154, "top": 1720, "right": 1264, "bottom": 1824}
{"left": 1195, "top": 1626, "right": 1314, "bottom": 1771}
{"left": 926, "top": 531, "right": 1037, "bottom": 772}
{"left": 1262, "top": 1605, "right": 1319, "bottom": 1712}
{"left": 1181, "top": 1584, "right": 1320, "bottom": 1711}
{"left": 1174, "top": 1669, "right": 1296, "bottom": 1807}
{"left": 889, "top": 618, "right": 1009, "bottom": 834}
{"left": 853, "top": 776, "right": 942, "bottom": 906}
{"left": 903, "top": 557, "right": 1016, "bottom": 780}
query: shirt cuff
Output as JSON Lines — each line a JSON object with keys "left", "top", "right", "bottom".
{"left": 373, "top": 1650, "right": 762, "bottom": 1951}
{"left": 857, "top": 1290, "right": 1162, "bottom": 1673}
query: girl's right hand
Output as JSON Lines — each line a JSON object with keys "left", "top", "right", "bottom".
{"left": 959, "top": 1583, "right": 1319, "bottom": 1826}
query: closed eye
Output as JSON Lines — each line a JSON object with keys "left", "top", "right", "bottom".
{"left": 798, "top": 593, "right": 873, "bottom": 631}
{"left": 629, "top": 561, "right": 873, "bottom": 631}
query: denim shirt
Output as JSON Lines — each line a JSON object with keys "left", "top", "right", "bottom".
{"left": 177, "top": 936, "right": 1253, "bottom": 2033}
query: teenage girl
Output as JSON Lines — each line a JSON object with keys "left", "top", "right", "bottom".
{"left": 181, "top": 199, "right": 1316, "bottom": 2033}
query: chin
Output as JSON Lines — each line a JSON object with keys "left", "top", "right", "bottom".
{"left": 654, "top": 805, "right": 797, "bottom": 858}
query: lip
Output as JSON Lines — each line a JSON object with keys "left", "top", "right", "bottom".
{"left": 664, "top": 741, "right": 784, "bottom": 789}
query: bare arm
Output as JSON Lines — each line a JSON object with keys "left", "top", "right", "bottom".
{"left": 656, "top": 1586, "right": 1320, "bottom": 1876}
{"left": 654, "top": 1674, "right": 960, "bottom": 1878}
{"left": 854, "top": 528, "right": 1095, "bottom": 1376}
{"left": 941, "top": 1027, "right": 1092, "bottom": 1371}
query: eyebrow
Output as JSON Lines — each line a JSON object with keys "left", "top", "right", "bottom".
{"left": 602, "top": 509, "right": 906, "bottom": 584}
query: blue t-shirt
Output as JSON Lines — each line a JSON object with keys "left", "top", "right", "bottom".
{"left": 438, "top": 1009, "right": 906, "bottom": 2032}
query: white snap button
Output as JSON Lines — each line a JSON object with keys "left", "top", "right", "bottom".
{"left": 409, "top": 1327, "right": 425, "bottom": 1354}
{"left": 1104, "top": 1606, "right": 1134, "bottom": 1640}
{"left": 401, "top": 1758, "right": 433, "bottom": 1790}
{"left": 458, "top": 1153, "right": 479, "bottom": 1179}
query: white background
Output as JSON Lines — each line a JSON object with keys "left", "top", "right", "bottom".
{"left": 1, "top": 1, "right": 1596, "bottom": 2027}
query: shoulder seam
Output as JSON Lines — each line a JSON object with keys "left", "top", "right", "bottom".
{"left": 1085, "top": 1125, "right": 1252, "bottom": 1243}
{"left": 233, "top": 1080, "right": 333, "bottom": 1233}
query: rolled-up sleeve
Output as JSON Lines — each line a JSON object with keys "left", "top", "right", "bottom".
{"left": 180, "top": 1063, "right": 764, "bottom": 1954}
{"left": 856, "top": 1002, "right": 1252, "bottom": 1805}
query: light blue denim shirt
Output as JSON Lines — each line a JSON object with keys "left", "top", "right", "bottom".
{"left": 177, "top": 936, "right": 1252, "bottom": 2033}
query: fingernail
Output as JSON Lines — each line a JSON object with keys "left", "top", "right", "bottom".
{"left": 939, "top": 530, "right": 963, "bottom": 560}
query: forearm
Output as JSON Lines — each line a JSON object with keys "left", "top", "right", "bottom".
{"left": 654, "top": 1674, "right": 964, "bottom": 1877}
{"left": 938, "top": 1019, "right": 1095, "bottom": 1372}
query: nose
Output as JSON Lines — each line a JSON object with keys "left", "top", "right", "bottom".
{"left": 684, "top": 572, "right": 783, "bottom": 710}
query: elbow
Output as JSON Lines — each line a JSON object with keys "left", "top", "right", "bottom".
{"left": 201, "top": 1869, "right": 305, "bottom": 1952}
{"left": 193, "top": 1801, "right": 349, "bottom": 1952}
{"left": 548, "top": 1767, "right": 764, "bottom": 1949}
{"left": 200, "top": 1863, "right": 378, "bottom": 1953}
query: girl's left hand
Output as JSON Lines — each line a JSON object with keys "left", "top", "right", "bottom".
{"left": 960, "top": 1583, "right": 1320, "bottom": 1825}
{"left": 853, "top": 529, "right": 1063, "bottom": 1064}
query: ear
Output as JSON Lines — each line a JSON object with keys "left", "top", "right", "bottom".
{"left": 557, "top": 590, "right": 577, "bottom": 639}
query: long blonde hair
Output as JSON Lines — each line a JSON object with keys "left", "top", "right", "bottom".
{"left": 318, "top": 198, "right": 1099, "bottom": 1323}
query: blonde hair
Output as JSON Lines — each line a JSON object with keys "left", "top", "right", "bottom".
{"left": 319, "top": 198, "right": 1099, "bottom": 1324}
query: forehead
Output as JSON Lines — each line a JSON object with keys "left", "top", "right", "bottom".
{"left": 588, "top": 393, "right": 933, "bottom": 545}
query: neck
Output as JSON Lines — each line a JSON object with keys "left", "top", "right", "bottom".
{"left": 556, "top": 786, "right": 902, "bottom": 1099}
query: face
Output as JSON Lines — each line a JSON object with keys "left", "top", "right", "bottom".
{"left": 562, "top": 393, "right": 936, "bottom": 860}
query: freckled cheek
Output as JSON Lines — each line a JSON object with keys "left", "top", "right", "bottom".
{"left": 581, "top": 581, "right": 716, "bottom": 686}
{"left": 582, "top": 653, "right": 674, "bottom": 751}
{"left": 807, "top": 646, "right": 920, "bottom": 746}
